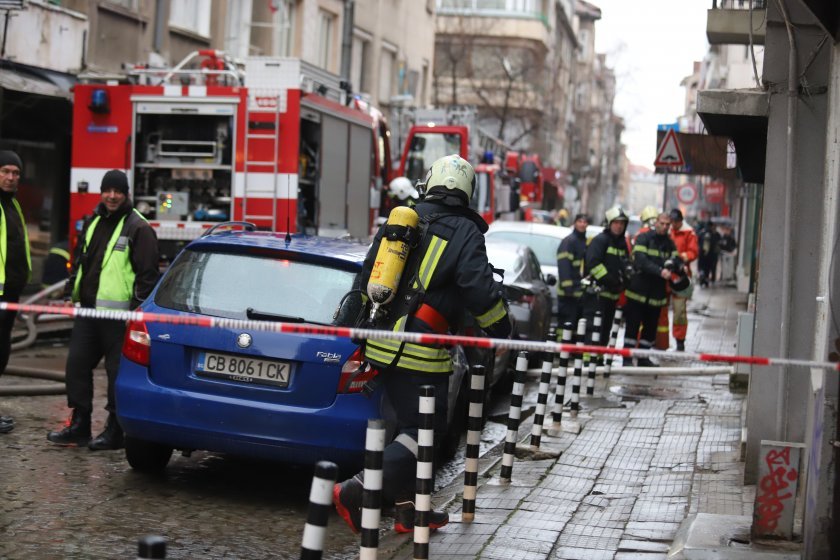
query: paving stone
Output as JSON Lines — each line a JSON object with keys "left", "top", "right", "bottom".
{"left": 547, "top": 463, "right": 602, "bottom": 480}
{"left": 558, "top": 452, "right": 609, "bottom": 470}
{"left": 626, "top": 418, "right": 664, "bottom": 429}
{"left": 528, "top": 486, "right": 591, "bottom": 503}
{"left": 613, "top": 553, "right": 667, "bottom": 560}
{"left": 591, "top": 482, "right": 642, "bottom": 496}
{"left": 519, "top": 499, "right": 581, "bottom": 517}
{"left": 623, "top": 521, "right": 682, "bottom": 541}
{"left": 481, "top": 536, "right": 554, "bottom": 558}
{"left": 506, "top": 509, "right": 571, "bottom": 531}
{"left": 494, "top": 524, "right": 560, "bottom": 543}
{"left": 552, "top": 547, "right": 617, "bottom": 560}
{"left": 630, "top": 497, "right": 689, "bottom": 523}
{"left": 617, "top": 539, "right": 670, "bottom": 552}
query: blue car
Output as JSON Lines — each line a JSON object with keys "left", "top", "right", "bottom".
{"left": 116, "top": 227, "right": 473, "bottom": 473}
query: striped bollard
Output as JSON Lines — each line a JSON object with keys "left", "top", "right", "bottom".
{"left": 569, "top": 319, "right": 586, "bottom": 419}
{"left": 414, "top": 385, "right": 436, "bottom": 560}
{"left": 530, "top": 343, "right": 554, "bottom": 448}
{"left": 462, "top": 364, "right": 487, "bottom": 523}
{"left": 586, "top": 312, "right": 602, "bottom": 396}
{"left": 551, "top": 322, "right": 574, "bottom": 425}
{"left": 300, "top": 461, "right": 338, "bottom": 560}
{"left": 137, "top": 536, "right": 167, "bottom": 559}
{"left": 500, "top": 351, "right": 527, "bottom": 483}
{"left": 360, "top": 419, "right": 386, "bottom": 560}
{"left": 604, "top": 308, "right": 623, "bottom": 379}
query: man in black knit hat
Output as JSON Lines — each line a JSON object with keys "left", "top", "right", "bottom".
{"left": 0, "top": 150, "right": 30, "bottom": 434}
{"left": 47, "top": 170, "right": 159, "bottom": 450}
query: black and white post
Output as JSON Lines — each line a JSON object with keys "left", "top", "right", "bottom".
{"left": 586, "top": 312, "right": 602, "bottom": 396}
{"left": 604, "top": 308, "right": 622, "bottom": 379}
{"left": 530, "top": 343, "right": 554, "bottom": 448}
{"left": 360, "top": 419, "right": 386, "bottom": 560}
{"left": 462, "top": 364, "right": 487, "bottom": 523}
{"left": 300, "top": 461, "right": 338, "bottom": 560}
{"left": 562, "top": 318, "right": 586, "bottom": 434}
{"left": 551, "top": 322, "right": 573, "bottom": 428}
{"left": 414, "top": 385, "right": 436, "bottom": 560}
{"left": 500, "top": 351, "right": 527, "bottom": 483}
{"left": 137, "top": 536, "right": 167, "bottom": 559}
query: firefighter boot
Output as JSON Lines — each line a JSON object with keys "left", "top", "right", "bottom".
{"left": 0, "top": 414, "right": 14, "bottom": 434}
{"left": 333, "top": 476, "right": 364, "bottom": 533}
{"left": 47, "top": 409, "right": 91, "bottom": 446}
{"left": 88, "top": 412, "right": 124, "bottom": 451}
{"left": 676, "top": 339, "right": 686, "bottom": 352}
{"left": 393, "top": 501, "right": 449, "bottom": 533}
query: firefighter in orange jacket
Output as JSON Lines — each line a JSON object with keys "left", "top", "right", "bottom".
{"left": 667, "top": 209, "right": 698, "bottom": 351}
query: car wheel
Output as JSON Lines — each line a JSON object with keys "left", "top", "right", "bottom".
{"left": 125, "top": 436, "right": 173, "bottom": 473}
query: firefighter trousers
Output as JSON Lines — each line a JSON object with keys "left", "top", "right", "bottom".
{"left": 557, "top": 296, "right": 583, "bottom": 333}
{"left": 671, "top": 295, "right": 688, "bottom": 342}
{"left": 582, "top": 293, "right": 617, "bottom": 345}
{"left": 623, "top": 300, "right": 663, "bottom": 349}
{"left": 65, "top": 316, "right": 126, "bottom": 415}
{"left": 0, "top": 291, "right": 20, "bottom": 376}
{"left": 367, "top": 370, "right": 449, "bottom": 505}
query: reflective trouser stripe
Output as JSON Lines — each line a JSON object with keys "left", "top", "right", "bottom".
{"left": 672, "top": 294, "right": 688, "bottom": 340}
{"left": 394, "top": 433, "right": 418, "bottom": 457}
{"left": 624, "top": 290, "right": 646, "bottom": 304}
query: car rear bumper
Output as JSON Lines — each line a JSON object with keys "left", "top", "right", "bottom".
{"left": 115, "top": 360, "right": 380, "bottom": 468}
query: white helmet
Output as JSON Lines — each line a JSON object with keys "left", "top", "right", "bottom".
{"left": 605, "top": 205, "right": 629, "bottom": 224}
{"left": 425, "top": 154, "right": 476, "bottom": 201}
{"left": 388, "top": 177, "right": 419, "bottom": 201}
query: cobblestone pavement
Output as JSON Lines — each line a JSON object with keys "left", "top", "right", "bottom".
{"left": 375, "top": 285, "right": 753, "bottom": 559}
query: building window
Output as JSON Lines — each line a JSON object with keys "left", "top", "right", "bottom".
{"left": 170, "top": 0, "right": 211, "bottom": 37}
{"left": 351, "top": 29, "right": 372, "bottom": 94}
{"left": 276, "top": 0, "right": 297, "bottom": 57}
{"left": 107, "top": 0, "right": 138, "bottom": 10}
{"left": 379, "top": 45, "right": 396, "bottom": 102}
{"left": 318, "top": 9, "right": 336, "bottom": 70}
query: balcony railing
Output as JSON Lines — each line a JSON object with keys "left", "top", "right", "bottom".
{"left": 707, "top": 0, "right": 766, "bottom": 45}
{"left": 437, "top": 0, "right": 548, "bottom": 24}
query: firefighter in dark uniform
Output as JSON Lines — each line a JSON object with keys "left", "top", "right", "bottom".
{"left": 582, "top": 206, "right": 630, "bottom": 345}
{"left": 623, "top": 211, "right": 678, "bottom": 367}
{"left": 333, "top": 154, "right": 511, "bottom": 534}
{"left": 556, "top": 213, "right": 589, "bottom": 328}
{"left": 0, "top": 151, "right": 30, "bottom": 435}
{"left": 47, "top": 170, "right": 159, "bottom": 450}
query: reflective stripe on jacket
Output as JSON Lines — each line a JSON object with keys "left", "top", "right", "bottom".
{"left": 361, "top": 201, "right": 508, "bottom": 374}
{"left": 0, "top": 198, "right": 30, "bottom": 296}
{"left": 556, "top": 229, "right": 587, "bottom": 298}
{"left": 626, "top": 229, "right": 677, "bottom": 307}
{"left": 73, "top": 209, "right": 147, "bottom": 310}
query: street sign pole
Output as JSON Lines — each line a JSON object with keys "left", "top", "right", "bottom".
{"left": 662, "top": 169, "right": 669, "bottom": 209}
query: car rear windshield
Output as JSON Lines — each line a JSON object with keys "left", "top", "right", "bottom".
{"left": 155, "top": 249, "right": 357, "bottom": 324}
{"left": 486, "top": 231, "right": 561, "bottom": 266}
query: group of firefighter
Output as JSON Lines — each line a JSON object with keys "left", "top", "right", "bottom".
{"left": 556, "top": 205, "right": 696, "bottom": 366}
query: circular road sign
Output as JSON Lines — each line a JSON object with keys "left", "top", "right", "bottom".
{"left": 676, "top": 183, "right": 697, "bottom": 204}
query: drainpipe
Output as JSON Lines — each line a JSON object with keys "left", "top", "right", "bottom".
{"left": 776, "top": 0, "right": 797, "bottom": 441}
{"left": 340, "top": 0, "right": 354, "bottom": 83}
{"left": 153, "top": 0, "right": 166, "bottom": 55}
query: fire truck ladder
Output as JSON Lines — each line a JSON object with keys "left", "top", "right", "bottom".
{"left": 242, "top": 94, "right": 282, "bottom": 231}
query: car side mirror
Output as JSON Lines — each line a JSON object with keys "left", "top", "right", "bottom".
{"left": 545, "top": 274, "right": 557, "bottom": 286}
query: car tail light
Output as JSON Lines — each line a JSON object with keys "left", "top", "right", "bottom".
{"left": 122, "top": 320, "right": 151, "bottom": 366}
{"left": 337, "top": 347, "right": 380, "bottom": 394}
{"left": 520, "top": 294, "right": 535, "bottom": 304}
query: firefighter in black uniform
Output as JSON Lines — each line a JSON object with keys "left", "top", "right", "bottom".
{"left": 582, "top": 206, "right": 630, "bottom": 345}
{"left": 556, "top": 213, "right": 589, "bottom": 327}
{"left": 333, "top": 154, "right": 511, "bottom": 535}
{"left": 623, "top": 211, "right": 678, "bottom": 367}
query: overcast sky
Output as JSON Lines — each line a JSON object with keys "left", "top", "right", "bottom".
{"left": 593, "top": 0, "right": 711, "bottom": 167}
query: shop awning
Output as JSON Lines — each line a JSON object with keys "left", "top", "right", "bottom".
{"left": 0, "top": 63, "right": 74, "bottom": 99}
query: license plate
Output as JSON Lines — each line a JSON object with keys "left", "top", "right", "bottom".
{"left": 195, "top": 351, "right": 291, "bottom": 388}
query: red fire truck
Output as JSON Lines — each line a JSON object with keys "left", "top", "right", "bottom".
{"left": 70, "top": 51, "right": 389, "bottom": 261}
{"left": 392, "top": 106, "right": 513, "bottom": 224}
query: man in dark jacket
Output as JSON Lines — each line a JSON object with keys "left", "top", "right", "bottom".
{"left": 333, "top": 154, "right": 511, "bottom": 535}
{"left": 624, "top": 212, "right": 678, "bottom": 366}
{"left": 582, "top": 206, "right": 630, "bottom": 345}
{"left": 47, "top": 170, "right": 159, "bottom": 450}
{"left": 556, "top": 213, "right": 589, "bottom": 328}
{"left": 0, "top": 151, "right": 30, "bottom": 434}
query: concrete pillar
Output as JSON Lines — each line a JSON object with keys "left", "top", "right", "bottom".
{"left": 745, "top": 1, "right": 830, "bottom": 483}
{"left": 802, "top": 36, "right": 840, "bottom": 560}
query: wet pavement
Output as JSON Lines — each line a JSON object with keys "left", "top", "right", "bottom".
{"left": 375, "top": 285, "right": 753, "bottom": 560}
{"left": 0, "top": 285, "right": 749, "bottom": 559}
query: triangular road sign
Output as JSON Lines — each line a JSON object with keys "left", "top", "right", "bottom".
{"left": 654, "top": 128, "right": 685, "bottom": 167}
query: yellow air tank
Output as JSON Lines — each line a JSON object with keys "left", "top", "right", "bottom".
{"left": 367, "top": 205, "right": 420, "bottom": 321}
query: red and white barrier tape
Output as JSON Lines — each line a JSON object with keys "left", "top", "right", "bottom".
{"left": 4, "top": 301, "right": 839, "bottom": 371}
